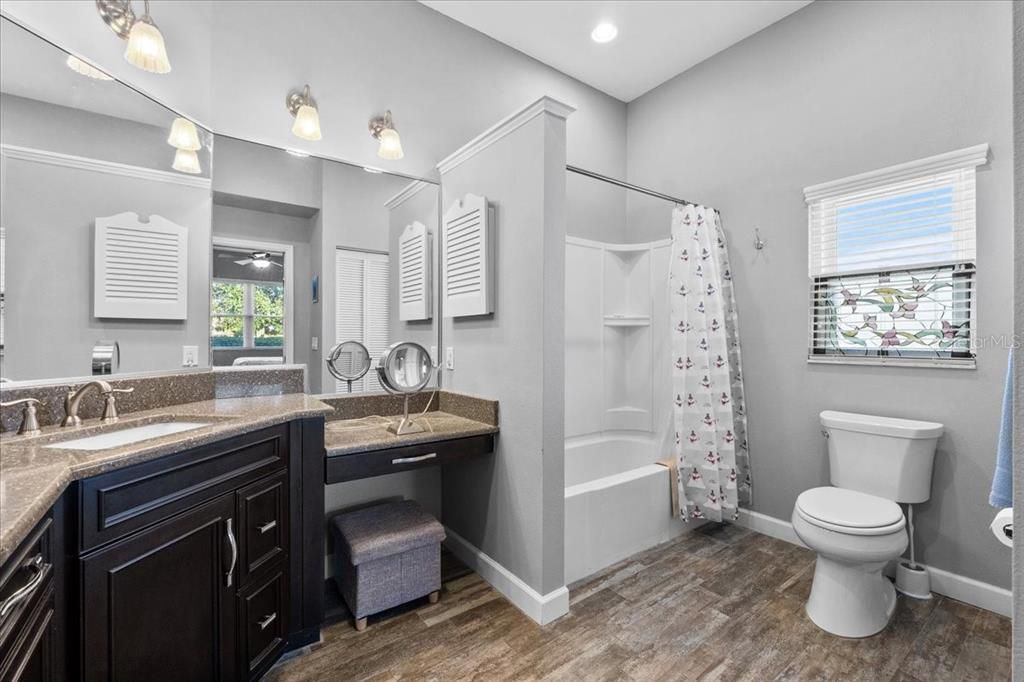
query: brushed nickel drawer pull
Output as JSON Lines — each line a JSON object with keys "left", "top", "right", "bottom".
{"left": 257, "top": 520, "right": 277, "bottom": 534}
{"left": 0, "top": 555, "right": 46, "bottom": 620}
{"left": 225, "top": 519, "right": 237, "bottom": 588}
{"left": 258, "top": 612, "right": 277, "bottom": 630}
{"left": 391, "top": 453, "right": 437, "bottom": 465}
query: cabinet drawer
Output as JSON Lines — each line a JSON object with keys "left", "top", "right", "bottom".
{"left": 0, "top": 584, "right": 54, "bottom": 682}
{"left": 0, "top": 516, "right": 53, "bottom": 659}
{"left": 80, "top": 424, "right": 289, "bottom": 551}
{"left": 325, "top": 434, "right": 494, "bottom": 483}
{"left": 236, "top": 471, "right": 289, "bottom": 586}
{"left": 239, "top": 570, "right": 288, "bottom": 681}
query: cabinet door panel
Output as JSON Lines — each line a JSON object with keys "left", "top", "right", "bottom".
{"left": 81, "top": 495, "right": 236, "bottom": 682}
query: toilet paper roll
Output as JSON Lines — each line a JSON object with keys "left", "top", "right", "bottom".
{"left": 990, "top": 508, "right": 1013, "bottom": 548}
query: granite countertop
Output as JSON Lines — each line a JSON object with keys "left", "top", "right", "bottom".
{"left": 0, "top": 394, "right": 332, "bottom": 565}
{"left": 324, "top": 411, "right": 499, "bottom": 456}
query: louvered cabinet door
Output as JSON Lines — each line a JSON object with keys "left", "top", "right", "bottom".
{"left": 334, "top": 248, "right": 390, "bottom": 393}
{"left": 94, "top": 212, "right": 188, "bottom": 319}
{"left": 443, "top": 194, "right": 493, "bottom": 318}
{"left": 398, "top": 221, "right": 431, "bottom": 321}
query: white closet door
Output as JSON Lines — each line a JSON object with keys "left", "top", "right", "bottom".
{"left": 335, "top": 248, "right": 390, "bottom": 393}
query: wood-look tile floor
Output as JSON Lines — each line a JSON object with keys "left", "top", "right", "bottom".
{"left": 268, "top": 525, "right": 1011, "bottom": 681}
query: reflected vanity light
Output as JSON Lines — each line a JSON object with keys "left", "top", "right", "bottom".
{"left": 591, "top": 22, "right": 618, "bottom": 43}
{"left": 286, "top": 85, "right": 322, "bottom": 141}
{"left": 166, "top": 117, "right": 201, "bottom": 151}
{"left": 286, "top": 148, "right": 310, "bottom": 158}
{"left": 363, "top": 166, "right": 383, "bottom": 174}
{"left": 171, "top": 148, "right": 201, "bottom": 174}
{"left": 96, "top": 0, "right": 171, "bottom": 74}
{"left": 369, "top": 110, "right": 404, "bottom": 160}
{"left": 65, "top": 55, "right": 114, "bottom": 81}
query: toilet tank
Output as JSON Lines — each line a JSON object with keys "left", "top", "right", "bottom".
{"left": 821, "top": 411, "right": 943, "bottom": 503}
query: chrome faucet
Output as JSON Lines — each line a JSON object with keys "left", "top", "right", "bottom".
{"left": 62, "top": 381, "right": 134, "bottom": 427}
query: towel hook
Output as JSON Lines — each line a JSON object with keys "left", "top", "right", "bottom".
{"left": 753, "top": 228, "right": 766, "bottom": 251}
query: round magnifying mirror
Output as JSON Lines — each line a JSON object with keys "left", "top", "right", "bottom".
{"left": 377, "top": 341, "right": 434, "bottom": 394}
{"left": 326, "top": 340, "right": 371, "bottom": 392}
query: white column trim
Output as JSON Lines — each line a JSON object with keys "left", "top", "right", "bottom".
{"left": 436, "top": 96, "right": 576, "bottom": 175}
{"left": 444, "top": 527, "right": 569, "bottom": 625}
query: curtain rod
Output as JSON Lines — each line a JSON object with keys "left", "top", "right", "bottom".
{"left": 566, "top": 165, "right": 697, "bottom": 207}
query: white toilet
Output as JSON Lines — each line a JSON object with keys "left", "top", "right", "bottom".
{"left": 792, "top": 410, "right": 943, "bottom": 638}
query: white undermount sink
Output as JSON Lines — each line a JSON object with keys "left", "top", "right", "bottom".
{"left": 46, "top": 422, "right": 212, "bottom": 451}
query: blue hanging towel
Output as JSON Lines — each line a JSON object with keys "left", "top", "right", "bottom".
{"left": 989, "top": 348, "right": 1014, "bottom": 508}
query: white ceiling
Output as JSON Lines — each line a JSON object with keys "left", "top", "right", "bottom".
{"left": 420, "top": 1, "right": 813, "bottom": 102}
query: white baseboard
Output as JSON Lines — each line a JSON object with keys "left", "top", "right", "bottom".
{"left": 735, "top": 508, "right": 807, "bottom": 548}
{"left": 443, "top": 527, "right": 569, "bottom": 625}
{"left": 734, "top": 509, "right": 1011, "bottom": 618}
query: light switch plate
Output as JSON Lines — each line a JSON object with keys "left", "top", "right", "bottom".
{"left": 312, "top": 336, "right": 319, "bottom": 351}
{"left": 445, "top": 347, "right": 455, "bottom": 370}
{"left": 430, "top": 345, "right": 438, "bottom": 367}
{"left": 182, "top": 345, "right": 198, "bottom": 367}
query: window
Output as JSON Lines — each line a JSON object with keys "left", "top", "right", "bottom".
{"left": 805, "top": 145, "right": 987, "bottom": 367}
{"left": 335, "top": 248, "right": 389, "bottom": 393}
{"left": 211, "top": 280, "right": 285, "bottom": 349}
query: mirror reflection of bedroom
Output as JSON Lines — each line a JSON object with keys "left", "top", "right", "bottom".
{"left": 210, "top": 243, "right": 288, "bottom": 366}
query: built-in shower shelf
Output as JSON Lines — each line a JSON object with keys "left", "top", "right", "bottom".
{"left": 603, "top": 314, "right": 650, "bottom": 327}
{"left": 605, "top": 406, "right": 651, "bottom": 431}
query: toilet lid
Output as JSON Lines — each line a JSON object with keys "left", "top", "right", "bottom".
{"left": 796, "top": 487, "right": 905, "bottom": 536}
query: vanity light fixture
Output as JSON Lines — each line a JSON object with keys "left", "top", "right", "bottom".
{"left": 369, "top": 110, "right": 404, "bottom": 160}
{"left": 591, "top": 22, "right": 618, "bottom": 43}
{"left": 96, "top": 0, "right": 172, "bottom": 74}
{"left": 65, "top": 55, "right": 114, "bottom": 81}
{"left": 286, "top": 85, "right": 322, "bottom": 141}
{"left": 166, "top": 117, "right": 201, "bottom": 151}
{"left": 171, "top": 148, "right": 201, "bottom": 174}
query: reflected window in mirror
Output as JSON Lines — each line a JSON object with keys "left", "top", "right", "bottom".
{"left": 210, "top": 246, "right": 287, "bottom": 367}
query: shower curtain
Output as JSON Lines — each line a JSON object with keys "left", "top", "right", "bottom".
{"left": 670, "top": 205, "right": 751, "bottom": 522}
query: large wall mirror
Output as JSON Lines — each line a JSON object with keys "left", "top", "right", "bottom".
{"left": 1, "top": 17, "right": 440, "bottom": 391}
{"left": 0, "top": 16, "right": 212, "bottom": 383}
{"left": 209, "top": 137, "right": 439, "bottom": 394}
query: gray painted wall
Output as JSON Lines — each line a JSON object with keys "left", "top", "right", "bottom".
{"left": 626, "top": 0, "right": 1013, "bottom": 588}
{"left": 211, "top": 137, "right": 321, "bottom": 211}
{"left": 1012, "top": 1, "right": 1022, "bottom": 673}
{"left": 1, "top": 158, "right": 211, "bottom": 380}
{"left": 441, "top": 108, "right": 568, "bottom": 596}
{"left": 1, "top": 96, "right": 211, "bottom": 381}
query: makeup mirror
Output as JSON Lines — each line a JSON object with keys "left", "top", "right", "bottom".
{"left": 325, "top": 340, "right": 371, "bottom": 393}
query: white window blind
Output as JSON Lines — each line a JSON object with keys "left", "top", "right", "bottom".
{"left": 335, "top": 248, "right": 389, "bottom": 393}
{"left": 804, "top": 144, "right": 987, "bottom": 366}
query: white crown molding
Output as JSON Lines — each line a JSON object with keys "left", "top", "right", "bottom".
{"left": 0, "top": 144, "right": 212, "bottom": 190}
{"left": 803, "top": 143, "right": 989, "bottom": 203}
{"left": 444, "top": 527, "right": 569, "bottom": 625}
{"left": 384, "top": 179, "right": 432, "bottom": 209}
{"left": 436, "top": 95, "right": 576, "bottom": 176}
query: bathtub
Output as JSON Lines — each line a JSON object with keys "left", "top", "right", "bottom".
{"left": 564, "top": 435, "right": 688, "bottom": 585}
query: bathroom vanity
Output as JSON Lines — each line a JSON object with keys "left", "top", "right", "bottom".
{"left": 0, "top": 394, "right": 330, "bottom": 681}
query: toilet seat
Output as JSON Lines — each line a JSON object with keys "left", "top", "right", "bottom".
{"left": 796, "top": 487, "right": 905, "bottom": 536}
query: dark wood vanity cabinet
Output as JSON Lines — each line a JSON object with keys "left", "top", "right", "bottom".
{"left": 0, "top": 417, "right": 324, "bottom": 682}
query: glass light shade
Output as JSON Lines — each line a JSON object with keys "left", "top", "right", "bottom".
{"left": 167, "top": 117, "right": 201, "bottom": 151}
{"left": 252, "top": 259, "right": 271, "bottom": 269}
{"left": 291, "top": 104, "right": 322, "bottom": 141}
{"left": 377, "top": 128, "right": 404, "bottom": 160}
{"left": 124, "top": 19, "right": 171, "bottom": 74}
{"left": 172, "top": 148, "right": 201, "bottom": 174}
{"left": 65, "top": 55, "right": 114, "bottom": 81}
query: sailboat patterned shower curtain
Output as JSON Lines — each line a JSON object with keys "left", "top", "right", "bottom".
{"left": 670, "top": 205, "right": 751, "bottom": 522}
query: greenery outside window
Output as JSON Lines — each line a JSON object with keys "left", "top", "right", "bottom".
{"left": 211, "top": 280, "right": 284, "bottom": 349}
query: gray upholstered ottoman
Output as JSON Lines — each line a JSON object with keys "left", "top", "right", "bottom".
{"left": 330, "top": 500, "right": 446, "bottom": 631}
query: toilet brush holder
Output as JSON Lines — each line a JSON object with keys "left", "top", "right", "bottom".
{"left": 895, "top": 561, "right": 931, "bottom": 600}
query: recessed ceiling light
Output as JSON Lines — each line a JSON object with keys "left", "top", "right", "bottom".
{"left": 591, "top": 22, "right": 618, "bottom": 43}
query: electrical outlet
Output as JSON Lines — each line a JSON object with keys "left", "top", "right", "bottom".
{"left": 445, "top": 347, "right": 455, "bottom": 370}
{"left": 430, "top": 346, "right": 438, "bottom": 367}
{"left": 182, "top": 345, "right": 198, "bottom": 367}
{"left": 311, "top": 336, "right": 319, "bottom": 351}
